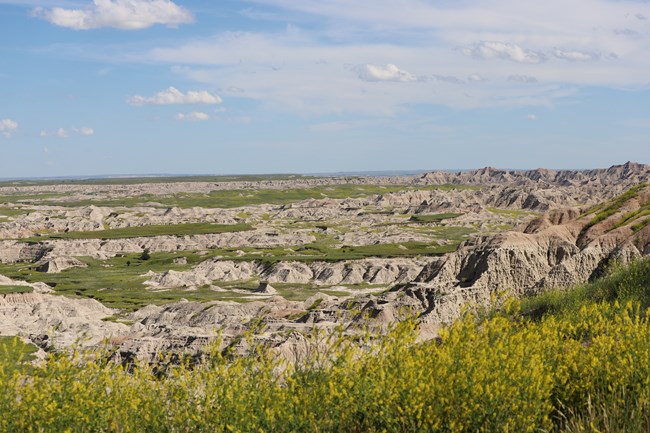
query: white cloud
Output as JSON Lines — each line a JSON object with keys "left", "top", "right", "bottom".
{"left": 127, "top": 87, "right": 222, "bottom": 105}
{"left": 462, "top": 41, "right": 545, "bottom": 63}
{"left": 527, "top": 114, "right": 537, "bottom": 121}
{"left": 552, "top": 49, "right": 599, "bottom": 62}
{"left": 0, "top": 118, "right": 18, "bottom": 137}
{"left": 508, "top": 75, "right": 538, "bottom": 83}
{"left": 32, "top": 0, "right": 193, "bottom": 30}
{"left": 40, "top": 127, "right": 94, "bottom": 138}
{"left": 74, "top": 127, "right": 95, "bottom": 136}
{"left": 132, "top": 0, "right": 650, "bottom": 114}
{"left": 354, "top": 64, "right": 420, "bottom": 82}
{"left": 175, "top": 111, "right": 210, "bottom": 121}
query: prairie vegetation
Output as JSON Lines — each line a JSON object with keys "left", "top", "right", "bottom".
{"left": 2, "top": 259, "right": 650, "bottom": 432}
{"left": 581, "top": 182, "right": 648, "bottom": 229}
{"left": 0, "top": 285, "right": 32, "bottom": 294}
{"left": 0, "top": 184, "right": 478, "bottom": 209}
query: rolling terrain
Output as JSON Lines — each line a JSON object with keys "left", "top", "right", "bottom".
{"left": 0, "top": 162, "right": 648, "bottom": 359}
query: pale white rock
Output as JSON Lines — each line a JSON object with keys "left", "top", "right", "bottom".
{"left": 36, "top": 256, "right": 87, "bottom": 273}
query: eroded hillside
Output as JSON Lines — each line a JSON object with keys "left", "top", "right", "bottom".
{"left": 0, "top": 162, "right": 648, "bottom": 357}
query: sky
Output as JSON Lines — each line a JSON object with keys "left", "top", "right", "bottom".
{"left": 0, "top": 0, "right": 649, "bottom": 177}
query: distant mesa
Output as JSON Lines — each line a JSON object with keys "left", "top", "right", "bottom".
{"left": 418, "top": 161, "right": 650, "bottom": 186}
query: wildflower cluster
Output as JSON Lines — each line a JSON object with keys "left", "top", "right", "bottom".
{"left": 1, "top": 299, "right": 650, "bottom": 432}
{"left": 3, "top": 258, "right": 650, "bottom": 432}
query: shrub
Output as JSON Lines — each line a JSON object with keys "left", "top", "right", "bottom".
{"left": 139, "top": 248, "right": 150, "bottom": 261}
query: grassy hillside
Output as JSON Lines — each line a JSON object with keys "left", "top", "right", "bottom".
{"left": 1, "top": 258, "right": 650, "bottom": 432}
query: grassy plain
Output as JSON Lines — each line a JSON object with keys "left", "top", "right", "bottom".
{"left": 0, "top": 231, "right": 461, "bottom": 310}
{"left": 0, "top": 184, "right": 480, "bottom": 209}
{"left": 0, "top": 181, "right": 481, "bottom": 309}
{"left": 26, "top": 222, "right": 252, "bottom": 241}
{"left": 0, "top": 253, "right": 246, "bottom": 310}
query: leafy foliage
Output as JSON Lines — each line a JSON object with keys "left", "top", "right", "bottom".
{"left": 2, "top": 259, "right": 650, "bottom": 432}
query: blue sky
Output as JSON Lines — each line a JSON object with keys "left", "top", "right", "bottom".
{"left": 0, "top": 0, "right": 649, "bottom": 177}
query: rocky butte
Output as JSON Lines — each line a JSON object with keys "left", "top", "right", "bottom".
{"left": 0, "top": 162, "right": 648, "bottom": 359}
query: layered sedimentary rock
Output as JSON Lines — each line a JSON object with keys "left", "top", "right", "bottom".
{"left": 1, "top": 163, "right": 648, "bottom": 358}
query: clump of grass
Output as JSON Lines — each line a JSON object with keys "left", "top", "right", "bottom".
{"left": 0, "top": 285, "right": 33, "bottom": 295}
{"left": 632, "top": 217, "right": 650, "bottom": 233}
{"left": 0, "top": 336, "right": 38, "bottom": 374}
{"left": 581, "top": 183, "right": 648, "bottom": 230}
{"left": 518, "top": 257, "right": 650, "bottom": 320}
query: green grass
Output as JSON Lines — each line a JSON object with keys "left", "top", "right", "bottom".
{"left": 0, "top": 253, "right": 232, "bottom": 311}
{"left": 22, "top": 222, "right": 252, "bottom": 241}
{"left": 0, "top": 285, "right": 33, "bottom": 294}
{"left": 0, "top": 206, "right": 29, "bottom": 219}
{"left": 12, "top": 184, "right": 480, "bottom": 209}
{"left": 581, "top": 183, "right": 648, "bottom": 230}
{"left": 0, "top": 192, "right": 66, "bottom": 204}
{"left": 517, "top": 257, "right": 650, "bottom": 320}
{"left": 609, "top": 198, "right": 650, "bottom": 231}
{"left": 409, "top": 213, "right": 463, "bottom": 223}
{"left": 250, "top": 239, "right": 459, "bottom": 265}
{"left": 0, "top": 336, "right": 38, "bottom": 373}
{"left": 5, "top": 260, "right": 650, "bottom": 432}
{"left": 0, "top": 206, "right": 477, "bottom": 310}
{"left": 632, "top": 217, "right": 650, "bottom": 233}
{"left": 0, "top": 235, "right": 460, "bottom": 311}
{"left": 198, "top": 228, "right": 471, "bottom": 264}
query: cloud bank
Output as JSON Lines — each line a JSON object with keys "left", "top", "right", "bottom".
{"left": 40, "top": 127, "right": 94, "bottom": 138}
{"left": 33, "top": 0, "right": 193, "bottom": 30}
{"left": 461, "top": 41, "right": 545, "bottom": 64}
{"left": 61, "top": 0, "right": 648, "bottom": 115}
{"left": 0, "top": 118, "right": 18, "bottom": 138}
{"left": 127, "top": 87, "right": 222, "bottom": 106}
{"left": 175, "top": 111, "right": 210, "bottom": 121}
{"left": 355, "top": 64, "right": 420, "bottom": 82}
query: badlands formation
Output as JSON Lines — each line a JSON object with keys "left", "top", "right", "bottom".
{"left": 0, "top": 162, "right": 649, "bottom": 358}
